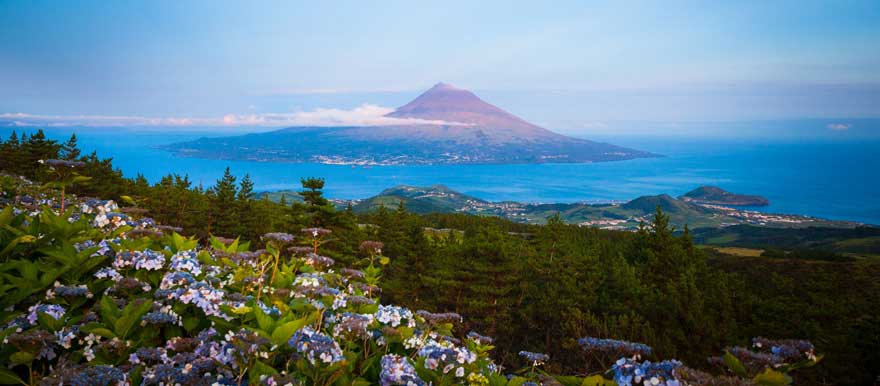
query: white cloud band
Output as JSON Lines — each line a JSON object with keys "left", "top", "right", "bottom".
{"left": 1, "top": 104, "right": 469, "bottom": 128}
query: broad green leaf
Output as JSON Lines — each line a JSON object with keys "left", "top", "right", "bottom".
{"left": 0, "top": 368, "right": 26, "bottom": 385}
{"left": 753, "top": 368, "right": 793, "bottom": 386}
{"left": 37, "top": 311, "right": 62, "bottom": 332}
{"left": 271, "top": 317, "right": 308, "bottom": 346}
{"left": 9, "top": 352, "right": 34, "bottom": 366}
{"left": 114, "top": 299, "right": 153, "bottom": 338}
{"left": 506, "top": 376, "right": 529, "bottom": 386}
{"left": 182, "top": 316, "right": 201, "bottom": 332}
{"left": 83, "top": 327, "right": 117, "bottom": 339}
{"left": 248, "top": 359, "right": 278, "bottom": 381}
{"left": 349, "top": 378, "right": 372, "bottom": 386}
{"left": 723, "top": 351, "right": 748, "bottom": 377}
{"left": 0, "top": 206, "right": 14, "bottom": 227}
{"left": 253, "top": 304, "right": 275, "bottom": 333}
{"left": 99, "top": 296, "right": 120, "bottom": 326}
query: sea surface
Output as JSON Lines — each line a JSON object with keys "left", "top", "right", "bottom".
{"left": 3, "top": 127, "right": 879, "bottom": 225}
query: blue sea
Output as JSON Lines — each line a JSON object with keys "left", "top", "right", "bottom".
{"left": 3, "top": 126, "right": 879, "bottom": 225}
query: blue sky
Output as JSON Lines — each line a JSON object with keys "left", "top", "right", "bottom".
{"left": 1, "top": 0, "right": 878, "bottom": 133}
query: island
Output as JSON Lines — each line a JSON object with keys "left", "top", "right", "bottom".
{"left": 162, "top": 83, "right": 656, "bottom": 165}
{"left": 678, "top": 186, "right": 769, "bottom": 207}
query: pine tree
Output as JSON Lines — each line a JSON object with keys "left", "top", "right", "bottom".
{"left": 299, "top": 177, "right": 329, "bottom": 207}
{"left": 21, "top": 129, "right": 61, "bottom": 178}
{"left": 299, "top": 177, "right": 335, "bottom": 226}
{"left": 0, "top": 131, "right": 21, "bottom": 172}
{"left": 210, "top": 167, "right": 239, "bottom": 236}
{"left": 60, "top": 134, "right": 81, "bottom": 160}
{"left": 238, "top": 174, "right": 255, "bottom": 201}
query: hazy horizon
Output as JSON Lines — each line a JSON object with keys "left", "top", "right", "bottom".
{"left": 2, "top": 1, "right": 879, "bottom": 137}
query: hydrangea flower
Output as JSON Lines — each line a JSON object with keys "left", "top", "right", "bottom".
{"left": 612, "top": 357, "right": 682, "bottom": 386}
{"left": 27, "top": 303, "right": 66, "bottom": 325}
{"left": 169, "top": 250, "right": 202, "bottom": 275}
{"left": 578, "top": 337, "right": 653, "bottom": 357}
{"left": 467, "top": 331, "right": 494, "bottom": 345}
{"left": 46, "top": 282, "right": 92, "bottom": 299}
{"left": 94, "top": 267, "right": 122, "bottom": 281}
{"left": 417, "top": 339, "right": 477, "bottom": 371}
{"left": 141, "top": 311, "right": 181, "bottom": 326}
{"left": 519, "top": 351, "right": 549, "bottom": 366}
{"left": 332, "top": 312, "right": 374, "bottom": 339}
{"left": 262, "top": 232, "right": 295, "bottom": 244}
{"left": 380, "top": 354, "right": 426, "bottom": 386}
{"left": 113, "top": 249, "right": 165, "bottom": 271}
{"left": 288, "top": 326, "right": 344, "bottom": 365}
{"left": 376, "top": 305, "right": 415, "bottom": 328}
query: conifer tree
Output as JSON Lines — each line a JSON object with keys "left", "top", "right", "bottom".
{"left": 238, "top": 174, "right": 254, "bottom": 201}
{"left": 60, "top": 134, "right": 81, "bottom": 160}
{"left": 299, "top": 177, "right": 329, "bottom": 207}
{"left": 0, "top": 131, "right": 21, "bottom": 171}
{"left": 210, "top": 167, "right": 239, "bottom": 236}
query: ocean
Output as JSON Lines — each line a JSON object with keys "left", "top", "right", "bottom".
{"left": 2, "top": 126, "right": 878, "bottom": 225}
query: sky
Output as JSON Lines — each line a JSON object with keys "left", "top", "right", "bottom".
{"left": 1, "top": 0, "right": 879, "bottom": 135}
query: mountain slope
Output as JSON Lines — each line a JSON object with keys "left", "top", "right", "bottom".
{"left": 163, "top": 82, "right": 656, "bottom": 165}
{"left": 680, "top": 186, "right": 770, "bottom": 206}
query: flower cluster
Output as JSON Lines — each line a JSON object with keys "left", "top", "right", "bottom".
{"left": 578, "top": 337, "right": 653, "bottom": 357}
{"left": 417, "top": 338, "right": 477, "bottom": 376}
{"left": 288, "top": 326, "right": 345, "bottom": 365}
{"left": 612, "top": 357, "right": 682, "bottom": 386}
{"left": 46, "top": 282, "right": 92, "bottom": 299}
{"left": 262, "top": 232, "right": 295, "bottom": 244}
{"left": 113, "top": 249, "right": 166, "bottom": 271}
{"left": 376, "top": 305, "right": 416, "bottom": 328}
{"left": 519, "top": 350, "right": 549, "bottom": 366}
{"left": 380, "top": 354, "right": 426, "bottom": 386}
{"left": 752, "top": 337, "right": 817, "bottom": 362}
{"left": 26, "top": 303, "right": 66, "bottom": 325}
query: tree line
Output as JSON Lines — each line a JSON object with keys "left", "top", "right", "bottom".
{"left": 1, "top": 129, "right": 878, "bottom": 385}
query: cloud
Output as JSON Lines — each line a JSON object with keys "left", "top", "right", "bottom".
{"left": 0, "top": 105, "right": 469, "bottom": 128}
{"left": 827, "top": 123, "right": 851, "bottom": 131}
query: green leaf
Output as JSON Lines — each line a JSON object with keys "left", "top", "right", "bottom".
{"left": 271, "top": 317, "right": 307, "bottom": 346}
{"left": 378, "top": 256, "right": 390, "bottom": 265}
{"left": 753, "top": 368, "right": 793, "bottom": 386}
{"left": 0, "top": 206, "right": 14, "bottom": 227}
{"left": 9, "top": 351, "right": 34, "bottom": 366}
{"left": 37, "top": 311, "right": 62, "bottom": 331}
{"left": 349, "top": 378, "right": 372, "bottom": 386}
{"left": 506, "top": 376, "right": 529, "bottom": 386}
{"left": 99, "top": 296, "right": 120, "bottom": 326}
{"left": 114, "top": 299, "right": 153, "bottom": 338}
{"left": 83, "top": 327, "right": 117, "bottom": 339}
{"left": 723, "top": 351, "right": 748, "bottom": 377}
{"left": 253, "top": 304, "right": 275, "bottom": 333}
{"left": 248, "top": 359, "right": 278, "bottom": 381}
{"left": 0, "top": 368, "right": 26, "bottom": 385}
{"left": 182, "top": 316, "right": 201, "bottom": 332}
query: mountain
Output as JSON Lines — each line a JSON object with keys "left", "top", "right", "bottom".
{"left": 621, "top": 194, "right": 697, "bottom": 213}
{"left": 679, "top": 186, "right": 770, "bottom": 206}
{"left": 383, "top": 82, "right": 561, "bottom": 143}
{"left": 352, "top": 185, "right": 487, "bottom": 214}
{"left": 163, "top": 83, "right": 656, "bottom": 165}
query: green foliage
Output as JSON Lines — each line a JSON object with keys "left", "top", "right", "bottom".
{"left": 0, "top": 130, "right": 874, "bottom": 385}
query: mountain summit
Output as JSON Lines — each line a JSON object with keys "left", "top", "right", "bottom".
{"left": 164, "top": 83, "right": 657, "bottom": 165}
{"left": 385, "top": 82, "right": 556, "bottom": 140}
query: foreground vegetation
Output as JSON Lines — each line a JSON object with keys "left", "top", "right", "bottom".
{"left": 1, "top": 130, "right": 877, "bottom": 385}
